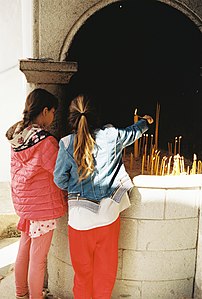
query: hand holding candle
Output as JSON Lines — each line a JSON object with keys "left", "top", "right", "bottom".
{"left": 134, "top": 109, "right": 154, "bottom": 124}
{"left": 142, "top": 115, "right": 154, "bottom": 124}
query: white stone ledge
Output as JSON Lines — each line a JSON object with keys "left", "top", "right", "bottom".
{"left": 133, "top": 174, "right": 202, "bottom": 189}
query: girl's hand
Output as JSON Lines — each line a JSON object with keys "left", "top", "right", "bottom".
{"left": 143, "top": 115, "right": 154, "bottom": 124}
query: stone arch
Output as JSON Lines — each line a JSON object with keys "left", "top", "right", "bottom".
{"left": 60, "top": 0, "right": 202, "bottom": 61}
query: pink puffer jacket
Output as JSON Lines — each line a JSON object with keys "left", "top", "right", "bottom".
{"left": 10, "top": 135, "right": 67, "bottom": 220}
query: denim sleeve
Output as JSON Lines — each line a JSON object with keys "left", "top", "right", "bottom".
{"left": 53, "top": 139, "right": 70, "bottom": 191}
{"left": 118, "top": 119, "right": 149, "bottom": 147}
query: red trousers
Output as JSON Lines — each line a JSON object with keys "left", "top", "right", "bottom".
{"left": 68, "top": 216, "right": 120, "bottom": 299}
{"left": 15, "top": 230, "right": 53, "bottom": 299}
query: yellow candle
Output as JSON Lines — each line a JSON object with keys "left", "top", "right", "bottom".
{"left": 180, "top": 156, "right": 184, "bottom": 173}
{"left": 198, "top": 160, "right": 202, "bottom": 174}
{"left": 141, "top": 134, "right": 146, "bottom": 156}
{"left": 155, "top": 155, "right": 160, "bottom": 175}
{"left": 167, "top": 156, "right": 172, "bottom": 175}
{"left": 134, "top": 109, "right": 139, "bottom": 158}
{"left": 178, "top": 136, "right": 182, "bottom": 155}
{"left": 144, "top": 134, "right": 148, "bottom": 156}
{"left": 141, "top": 154, "right": 145, "bottom": 175}
{"left": 161, "top": 156, "right": 167, "bottom": 176}
{"left": 174, "top": 137, "right": 178, "bottom": 156}
{"left": 159, "top": 158, "right": 163, "bottom": 175}
{"left": 191, "top": 154, "right": 197, "bottom": 174}
{"left": 147, "top": 154, "right": 150, "bottom": 172}
{"left": 176, "top": 154, "right": 180, "bottom": 175}
{"left": 151, "top": 157, "right": 155, "bottom": 175}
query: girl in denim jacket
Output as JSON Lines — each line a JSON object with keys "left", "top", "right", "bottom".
{"left": 54, "top": 94, "right": 153, "bottom": 299}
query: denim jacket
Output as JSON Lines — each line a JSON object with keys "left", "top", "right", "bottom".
{"left": 54, "top": 119, "right": 149, "bottom": 212}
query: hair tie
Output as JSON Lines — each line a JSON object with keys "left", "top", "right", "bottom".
{"left": 80, "top": 112, "right": 85, "bottom": 116}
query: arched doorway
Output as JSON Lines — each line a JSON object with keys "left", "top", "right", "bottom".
{"left": 62, "top": 0, "right": 202, "bottom": 159}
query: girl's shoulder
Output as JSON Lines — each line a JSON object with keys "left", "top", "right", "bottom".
{"left": 42, "top": 134, "right": 59, "bottom": 146}
{"left": 60, "top": 134, "right": 72, "bottom": 149}
{"left": 34, "top": 134, "right": 59, "bottom": 154}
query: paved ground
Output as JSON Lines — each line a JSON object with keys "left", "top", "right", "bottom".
{"left": 0, "top": 237, "right": 19, "bottom": 299}
{"left": 0, "top": 238, "right": 58, "bottom": 299}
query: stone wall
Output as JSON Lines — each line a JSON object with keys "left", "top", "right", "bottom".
{"left": 32, "top": 0, "right": 202, "bottom": 62}
{"left": 48, "top": 174, "right": 202, "bottom": 299}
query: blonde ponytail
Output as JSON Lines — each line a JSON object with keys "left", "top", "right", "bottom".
{"left": 68, "top": 95, "right": 97, "bottom": 181}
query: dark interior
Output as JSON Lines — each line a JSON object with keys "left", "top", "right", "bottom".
{"left": 64, "top": 0, "right": 202, "bottom": 159}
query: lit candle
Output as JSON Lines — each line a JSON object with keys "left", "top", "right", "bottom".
{"left": 180, "top": 156, "right": 185, "bottom": 173}
{"left": 178, "top": 136, "right": 182, "bottom": 155}
{"left": 191, "top": 154, "right": 197, "bottom": 174}
{"left": 174, "top": 137, "right": 178, "bottom": 156}
{"left": 142, "top": 134, "right": 146, "bottom": 156}
{"left": 144, "top": 134, "right": 148, "bottom": 156}
{"left": 134, "top": 109, "right": 139, "bottom": 158}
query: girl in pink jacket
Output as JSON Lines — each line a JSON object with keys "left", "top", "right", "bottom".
{"left": 5, "top": 88, "right": 67, "bottom": 299}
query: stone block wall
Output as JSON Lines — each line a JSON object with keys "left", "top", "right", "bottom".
{"left": 48, "top": 174, "right": 202, "bottom": 299}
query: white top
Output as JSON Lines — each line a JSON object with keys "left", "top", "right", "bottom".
{"left": 68, "top": 191, "right": 131, "bottom": 230}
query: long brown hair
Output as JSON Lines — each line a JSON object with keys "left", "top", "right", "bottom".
{"left": 68, "top": 94, "right": 99, "bottom": 181}
{"left": 21, "top": 88, "right": 58, "bottom": 130}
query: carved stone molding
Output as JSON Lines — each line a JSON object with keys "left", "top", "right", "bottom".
{"left": 19, "top": 59, "right": 78, "bottom": 84}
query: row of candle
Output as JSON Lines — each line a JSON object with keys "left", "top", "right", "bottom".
{"left": 130, "top": 103, "right": 202, "bottom": 176}
{"left": 126, "top": 145, "right": 202, "bottom": 176}
{"left": 131, "top": 133, "right": 183, "bottom": 159}
{"left": 140, "top": 152, "right": 202, "bottom": 176}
